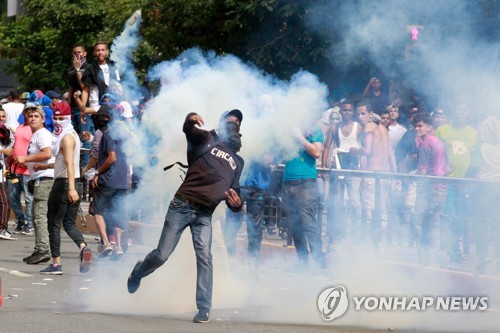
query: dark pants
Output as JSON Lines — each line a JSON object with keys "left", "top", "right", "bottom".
{"left": 223, "top": 187, "right": 266, "bottom": 260}
{"left": 47, "top": 179, "right": 85, "bottom": 258}
{"left": 0, "top": 183, "right": 10, "bottom": 230}
{"left": 282, "top": 178, "right": 324, "bottom": 269}
{"left": 133, "top": 197, "right": 213, "bottom": 310}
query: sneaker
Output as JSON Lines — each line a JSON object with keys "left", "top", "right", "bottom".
{"left": 23, "top": 251, "right": 37, "bottom": 262}
{"left": 109, "top": 235, "right": 116, "bottom": 245}
{"left": 26, "top": 252, "right": 51, "bottom": 265}
{"left": 0, "top": 229, "right": 16, "bottom": 240}
{"left": 79, "top": 246, "right": 92, "bottom": 273}
{"left": 12, "top": 222, "right": 23, "bottom": 234}
{"left": 267, "top": 227, "right": 277, "bottom": 235}
{"left": 111, "top": 246, "right": 124, "bottom": 261}
{"left": 193, "top": 308, "right": 210, "bottom": 323}
{"left": 98, "top": 243, "right": 113, "bottom": 257}
{"left": 21, "top": 224, "right": 33, "bottom": 235}
{"left": 40, "top": 264, "right": 63, "bottom": 275}
{"left": 127, "top": 260, "right": 143, "bottom": 294}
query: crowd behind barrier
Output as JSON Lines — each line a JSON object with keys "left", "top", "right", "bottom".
{"left": 250, "top": 165, "right": 500, "bottom": 274}
{"left": 1, "top": 45, "right": 498, "bottom": 287}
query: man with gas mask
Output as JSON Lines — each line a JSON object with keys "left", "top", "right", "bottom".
{"left": 91, "top": 104, "right": 129, "bottom": 259}
{"left": 127, "top": 109, "right": 244, "bottom": 324}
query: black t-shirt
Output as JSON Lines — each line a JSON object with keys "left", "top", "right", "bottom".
{"left": 368, "top": 91, "right": 389, "bottom": 115}
{"left": 68, "top": 63, "right": 89, "bottom": 108}
{"left": 176, "top": 113, "right": 244, "bottom": 212}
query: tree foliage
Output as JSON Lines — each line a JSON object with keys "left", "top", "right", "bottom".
{"left": 0, "top": 0, "right": 334, "bottom": 91}
{"left": 141, "top": 0, "right": 331, "bottom": 79}
{"left": 0, "top": 0, "right": 144, "bottom": 90}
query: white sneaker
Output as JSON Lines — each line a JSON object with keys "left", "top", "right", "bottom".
{"left": 0, "top": 229, "right": 16, "bottom": 240}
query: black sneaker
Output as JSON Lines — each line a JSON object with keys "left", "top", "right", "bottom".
{"left": 12, "top": 222, "right": 24, "bottom": 234}
{"left": 193, "top": 308, "right": 210, "bottom": 323}
{"left": 23, "top": 251, "right": 37, "bottom": 262}
{"left": 21, "top": 224, "right": 33, "bottom": 235}
{"left": 127, "top": 260, "right": 143, "bottom": 294}
{"left": 40, "top": 264, "right": 63, "bottom": 275}
{"left": 26, "top": 252, "right": 51, "bottom": 265}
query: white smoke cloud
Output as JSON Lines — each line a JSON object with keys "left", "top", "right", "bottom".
{"left": 83, "top": 5, "right": 500, "bottom": 331}
{"left": 309, "top": 0, "right": 500, "bottom": 117}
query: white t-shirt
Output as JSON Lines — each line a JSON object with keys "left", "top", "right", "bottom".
{"left": 388, "top": 123, "right": 407, "bottom": 150}
{"left": 89, "top": 86, "right": 100, "bottom": 109}
{"left": 3, "top": 102, "right": 24, "bottom": 131}
{"left": 99, "top": 64, "right": 110, "bottom": 86}
{"left": 120, "top": 101, "right": 133, "bottom": 118}
{"left": 27, "top": 128, "right": 55, "bottom": 179}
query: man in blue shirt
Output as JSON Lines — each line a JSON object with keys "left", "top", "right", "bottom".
{"left": 282, "top": 125, "right": 325, "bottom": 271}
{"left": 91, "top": 104, "right": 129, "bottom": 259}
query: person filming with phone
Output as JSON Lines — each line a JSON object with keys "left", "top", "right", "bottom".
{"left": 67, "top": 44, "right": 90, "bottom": 168}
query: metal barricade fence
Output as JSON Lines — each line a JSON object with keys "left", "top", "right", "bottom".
{"left": 266, "top": 165, "right": 500, "bottom": 269}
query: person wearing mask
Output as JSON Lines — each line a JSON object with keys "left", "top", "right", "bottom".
{"left": 127, "top": 110, "right": 244, "bottom": 324}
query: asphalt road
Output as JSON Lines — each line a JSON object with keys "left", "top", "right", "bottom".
{"left": 1, "top": 219, "right": 499, "bottom": 333}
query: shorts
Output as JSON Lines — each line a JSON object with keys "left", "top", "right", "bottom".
{"left": 93, "top": 186, "right": 128, "bottom": 230}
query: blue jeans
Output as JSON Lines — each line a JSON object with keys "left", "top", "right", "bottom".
{"left": 133, "top": 196, "right": 213, "bottom": 310}
{"left": 71, "top": 107, "right": 92, "bottom": 168}
{"left": 282, "top": 178, "right": 324, "bottom": 268}
{"left": 8, "top": 175, "right": 32, "bottom": 226}
{"left": 327, "top": 175, "right": 362, "bottom": 243}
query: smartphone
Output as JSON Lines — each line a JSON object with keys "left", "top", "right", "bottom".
{"left": 74, "top": 52, "right": 87, "bottom": 67}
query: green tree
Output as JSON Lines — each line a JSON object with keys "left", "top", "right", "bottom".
{"left": 0, "top": 0, "right": 338, "bottom": 91}
{"left": 141, "top": 0, "right": 332, "bottom": 80}
{"left": 0, "top": 0, "right": 143, "bottom": 91}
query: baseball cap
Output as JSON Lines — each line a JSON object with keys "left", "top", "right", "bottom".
{"left": 431, "top": 109, "right": 446, "bottom": 117}
{"left": 23, "top": 102, "right": 39, "bottom": 110}
{"left": 220, "top": 109, "right": 243, "bottom": 124}
{"left": 45, "top": 90, "right": 62, "bottom": 100}
{"left": 53, "top": 102, "right": 71, "bottom": 116}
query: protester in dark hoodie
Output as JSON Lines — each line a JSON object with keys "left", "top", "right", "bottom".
{"left": 127, "top": 109, "right": 244, "bottom": 324}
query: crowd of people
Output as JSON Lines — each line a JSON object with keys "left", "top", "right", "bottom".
{"left": 0, "top": 40, "right": 499, "bottom": 323}
{"left": 223, "top": 76, "right": 500, "bottom": 279}
{"left": 0, "top": 41, "right": 142, "bottom": 275}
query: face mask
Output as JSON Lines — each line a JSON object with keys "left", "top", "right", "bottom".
{"left": 94, "top": 117, "right": 110, "bottom": 130}
{"left": 219, "top": 121, "right": 242, "bottom": 153}
{"left": 53, "top": 117, "right": 72, "bottom": 136}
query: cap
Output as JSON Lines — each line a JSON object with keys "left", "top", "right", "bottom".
{"left": 220, "top": 109, "right": 243, "bottom": 124}
{"left": 23, "top": 102, "right": 39, "bottom": 110}
{"left": 21, "top": 92, "right": 31, "bottom": 100}
{"left": 53, "top": 102, "right": 71, "bottom": 116}
{"left": 23, "top": 103, "right": 45, "bottom": 118}
{"left": 45, "top": 90, "right": 62, "bottom": 100}
{"left": 431, "top": 109, "right": 446, "bottom": 117}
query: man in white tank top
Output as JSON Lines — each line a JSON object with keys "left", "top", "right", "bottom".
{"left": 322, "top": 100, "right": 363, "bottom": 248}
{"left": 37, "top": 102, "right": 92, "bottom": 275}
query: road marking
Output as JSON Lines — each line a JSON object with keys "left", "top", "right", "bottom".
{"left": 10, "top": 270, "right": 33, "bottom": 278}
{"left": 32, "top": 282, "right": 47, "bottom": 286}
{"left": 0, "top": 267, "right": 34, "bottom": 277}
